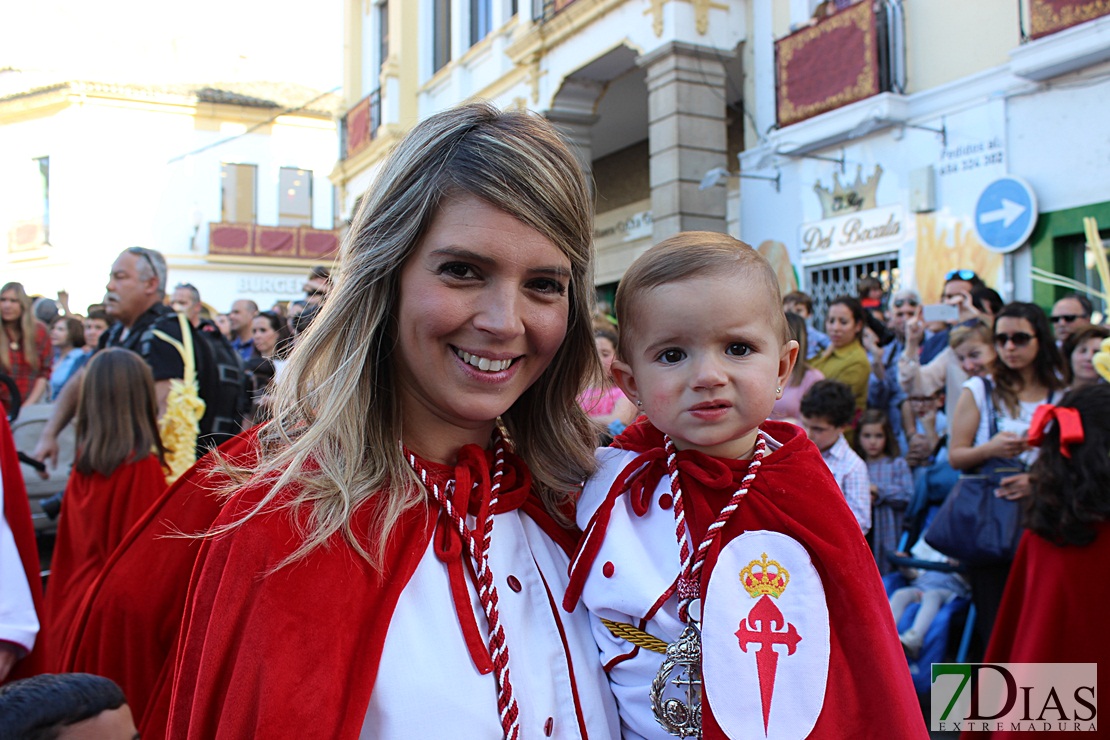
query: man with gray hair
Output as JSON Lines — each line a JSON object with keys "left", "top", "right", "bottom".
{"left": 33, "top": 247, "right": 195, "bottom": 467}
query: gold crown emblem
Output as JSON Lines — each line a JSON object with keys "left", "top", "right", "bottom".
{"left": 813, "top": 164, "right": 883, "bottom": 217}
{"left": 740, "top": 552, "right": 790, "bottom": 599}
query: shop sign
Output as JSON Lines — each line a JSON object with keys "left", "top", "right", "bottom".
{"left": 237, "top": 276, "right": 304, "bottom": 295}
{"left": 814, "top": 165, "right": 882, "bottom": 219}
{"left": 799, "top": 204, "right": 905, "bottom": 264}
{"left": 593, "top": 200, "right": 653, "bottom": 250}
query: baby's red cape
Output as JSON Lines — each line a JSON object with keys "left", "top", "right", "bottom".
{"left": 569, "top": 419, "right": 927, "bottom": 739}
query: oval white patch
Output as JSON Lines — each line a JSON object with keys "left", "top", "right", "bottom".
{"left": 702, "top": 530, "right": 830, "bottom": 739}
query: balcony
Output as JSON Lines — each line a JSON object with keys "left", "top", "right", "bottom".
{"left": 533, "top": 0, "right": 579, "bottom": 21}
{"left": 1011, "top": 1, "right": 1110, "bottom": 80}
{"left": 775, "top": 1, "right": 895, "bottom": 128}
{"left": 1028, "top": 0, "right": 1110, "bottom": 39}
{"left": 208, "top": 223, "right": 341, "bottom": 262}
{"left": 340, "top": 88, "right": 381, "bottom": 161}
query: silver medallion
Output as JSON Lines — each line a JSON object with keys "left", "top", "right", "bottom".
{"left": 650, "top": 621, "right": 703, "bottom": 739}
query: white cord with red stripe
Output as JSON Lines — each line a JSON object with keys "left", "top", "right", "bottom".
{"left": 405, "top": 438, "right": 521, "bottom": 740}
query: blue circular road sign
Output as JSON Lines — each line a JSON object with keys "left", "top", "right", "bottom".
{"left": 973, "top": 176, "right": 1038, "bottom": 254}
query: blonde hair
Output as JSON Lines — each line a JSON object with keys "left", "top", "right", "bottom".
{"left": 0, "top": 282, "right": 41, "bottom": 374}
{"left": 614, "top": 232, "right": 791, "bottom": 358}
{"left": 218, "top": 102, "right": 600, "bottom": 568}
{"left": 948, "top": 318, "right": 992, "bottom": 350}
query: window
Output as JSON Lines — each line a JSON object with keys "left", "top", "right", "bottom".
{"left": 1066, "top": 231, "right": 1110, "bottom": 319}
{"left": 433, "top": 0, "right": 452, "bottom": 73}
{"left": 806, "top": 255, "right": 900, "bottom": 326}
{"left": 378, "top": 1, "right": 390, "bottom": 80}
{"left": 221, "top": 163, "right": 257, "bottom": 223}
{"left": 279, "top": 168, "right": 313, "bottom": 227}
{"left": 470, "top": 0, "right": 491, "bottom": 46}
{"left": 34, "top": 156, "right": 49, "bottom": 243}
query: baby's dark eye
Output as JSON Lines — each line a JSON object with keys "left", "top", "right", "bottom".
{"left": 726, "top": 343, "right": 752, "bottom": 357}
{"left": 659, "top": 349, "right": 685, "bottom": 364}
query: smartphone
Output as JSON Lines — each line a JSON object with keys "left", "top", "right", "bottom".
{"left": 922, "top": 303, "right": 959, "bottom": 323}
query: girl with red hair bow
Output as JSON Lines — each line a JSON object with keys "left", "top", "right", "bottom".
{"left": 968, "top": 384, "right": 1110, "bottom": 738}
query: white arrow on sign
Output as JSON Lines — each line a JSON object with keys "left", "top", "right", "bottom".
{"left": 979, "top": 198, "right": 1027, "bottom": 229}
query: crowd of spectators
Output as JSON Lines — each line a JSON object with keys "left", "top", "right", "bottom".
{"left": 0, "top": 253, "right": 331, "bottom": 686}
{"left": 0, "top": 261, "right": 330, "bottom": 426}
{"left": 779, "top": 270, "right": 1107, "bottom": 663}
{"left": 4, "top": 242, "right": 1109, "bottom": 720}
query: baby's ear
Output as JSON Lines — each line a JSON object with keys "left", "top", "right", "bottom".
{"left": 778, "top": 339, "right": 800, "bottom": 386}
{"left": 610, "top": 359, "right": 639, "bottom": 404}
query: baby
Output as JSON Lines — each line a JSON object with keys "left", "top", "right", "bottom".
{"left": 565, "top": 232, "right": 925, "bottom": 739}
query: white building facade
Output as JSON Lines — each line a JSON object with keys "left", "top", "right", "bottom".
{"left": 1, "top": 79, "right": 341, "bottom": 314}
{"left": 737, "top": 0, "right": 1110, "bottom": 317}
{"left": 336, "top": 0, "right": 753, "bottom": 302}
{"left": 335, "top": 0, "right": 1110, "bottom": 314}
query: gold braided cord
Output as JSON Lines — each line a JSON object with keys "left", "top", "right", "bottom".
{"left": 601, "top": 618, "right": 667, "bottom": 655}
{"left": 151, "top": 313, "right": 205, "bottom": 483}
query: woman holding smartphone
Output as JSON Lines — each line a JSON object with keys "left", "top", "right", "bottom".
{"left": 947, "top": 302, "right": 1064, "bottom": 647}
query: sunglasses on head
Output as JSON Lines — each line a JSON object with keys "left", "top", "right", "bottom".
{"left": 893, "top": 298, "right": 918, "bottom": 308}
{"left": 129, "top": 248, "right": 161, "bottom": 281}
{"left": 945, "top": 269, "right": 978, "bottom": 282}
{"left": 1051, "top": 314, "right": 1083, "bottom": 323}
{"left": 994, "top": 332, "right": 1034, "bottom": 347}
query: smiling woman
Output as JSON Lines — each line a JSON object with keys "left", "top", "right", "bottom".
{"left": 166, "top": 102, "right": 619, "bottom": 739}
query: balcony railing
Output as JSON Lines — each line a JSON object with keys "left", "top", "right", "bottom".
{"left": 775, "top": 1, "right": 895, "bottom": 128}
{"left": 208, "top": 222, "right": 341, "bottom": 262}
{"left": 533, "top": 0, "right": 578, "bottom": 22}
{"left": 340, "top": 88, "right": 381, "bottom": 161}
{"left": 1028, "top": 0, "right": 1110, "bottom": 39}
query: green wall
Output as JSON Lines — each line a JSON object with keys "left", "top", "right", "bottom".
{"left": 1029, "top": 201, "right": 1110, "bottom": 308}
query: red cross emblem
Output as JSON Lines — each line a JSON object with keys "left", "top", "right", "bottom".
{"left": 736, "top": 554, "right": 802, "bottom": 734}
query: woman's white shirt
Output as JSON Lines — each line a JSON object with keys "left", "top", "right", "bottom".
{"left": 361, "top": 509, "right": 621, "bottom": 739}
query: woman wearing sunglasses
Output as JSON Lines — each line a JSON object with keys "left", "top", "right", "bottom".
{"left": 947, "top": 302, "right": 1065, "bottom": 648}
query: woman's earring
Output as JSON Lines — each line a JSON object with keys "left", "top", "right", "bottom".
{"left": 636, "top": 399, "right": 643, "bottom": 408}
{"left": 776, "top": 386, "right": 782, "bottom": 394}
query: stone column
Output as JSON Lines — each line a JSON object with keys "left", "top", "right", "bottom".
{"left": 639, "top": 42, "right": 732, "bottom": 241}
{"left": 545, "top": 77, "right": 603, "bottom": 184}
